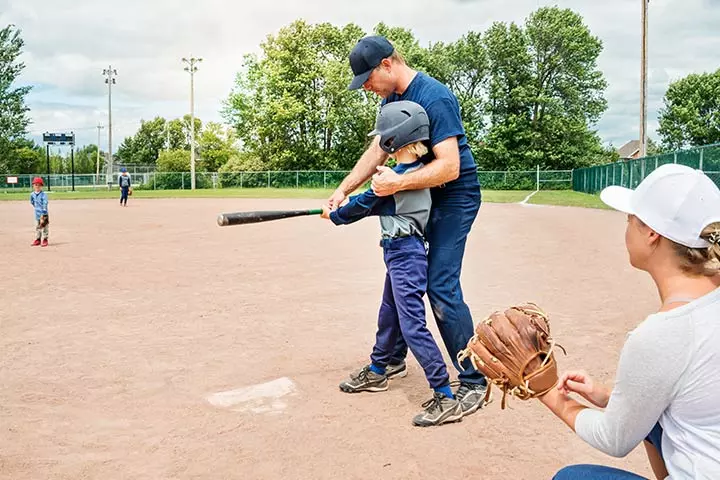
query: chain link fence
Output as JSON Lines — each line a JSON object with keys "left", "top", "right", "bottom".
{"left": 573, "top": 143, "right": 720, "bottom": 194}
{"left": 2, "top": 168, "right": 573, "bottom": 193}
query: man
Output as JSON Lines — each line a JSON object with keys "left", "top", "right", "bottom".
{"left": 328, "top": 35, "right": 487, "bottom": 416}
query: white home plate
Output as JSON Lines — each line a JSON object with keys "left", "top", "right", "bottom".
{"left": 206, "top": 377, "right": 297, "bottom": 414}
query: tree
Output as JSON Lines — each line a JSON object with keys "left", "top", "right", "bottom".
{"left": 223, "top": 12, "right": 607, "bottom": 173}
{"left": 115, "top": 115, "right": 203, "bottom": 167}
{"left": 197, "top": 122, "right": 238, "bottom": 171}
{"left": 166, "top": 117, "right": 189, "bottom": 150}
{"left": 657, "top": 69, "right": 720, "bottom": 150}
{"left": 646, "top": 137, "right": 665, "bottom": 156}
{"left": 443, "top": 32, "right": 488, "bottom": 153}
{"left": 156, "top": 149, "right": 190, "bottom": 172}
{"left": 0, "top": 25, "right": 31, "bottom": 143}
{"left": 73, "top": 144, "right": 104, "bottom": 174}
{"left": 224, "top": 20, "right": 376, "bottom": 171}
{"left": 0, "top": 138, "right": 43, "bottom": 174}
{"left": 116, "top": 116, "right": 167, "bottom": 164}
{"left": 218, "top": 152, "right": 267, "bottom": 172}
{"left": 479, "top": 7, "right": 608, "bottom": 170}
{"left": 0, "top": 25, "right": 33, "bottom": 173}
{"left": 478, "top": 21, "right": 535, "bottom": 170}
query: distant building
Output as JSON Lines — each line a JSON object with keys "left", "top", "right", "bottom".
{"left": 617, "top": 140, "right": 641, "bottom": 160}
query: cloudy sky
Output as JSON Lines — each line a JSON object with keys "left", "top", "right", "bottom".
{"left": 2, "top": 0, "right": 719, "bottom": 152}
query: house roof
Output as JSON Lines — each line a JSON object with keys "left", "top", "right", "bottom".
{"left": 617, "top": 140, "right": 641, "bottom": 158}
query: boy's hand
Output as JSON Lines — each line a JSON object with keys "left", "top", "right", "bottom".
{"left": 320, "top": 205, "right": 331, "bottom": 219}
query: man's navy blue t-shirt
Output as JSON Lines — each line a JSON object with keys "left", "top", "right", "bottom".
{"left": 383, "top": 72, "right": 478, "bottom": 190}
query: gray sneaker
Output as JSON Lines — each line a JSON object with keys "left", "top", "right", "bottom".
{"left": 454, "top": 381, "right": 489, "bottom": 416}
{"left": 386, "top": 361, "right": 408, "bottom": 379}
{"left": 339, "top": 366, "right": 388, "bottom": 393}
{"left": 412, "top": 392, "right": 463, "bottom": 427}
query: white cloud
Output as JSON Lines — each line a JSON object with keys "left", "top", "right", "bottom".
{"left": 2, "top": 0, "right": 719, "bottom": 151}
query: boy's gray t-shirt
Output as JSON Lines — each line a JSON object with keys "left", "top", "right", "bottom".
{"left": 329, "top": 160, "right": 430, "bottom": 240}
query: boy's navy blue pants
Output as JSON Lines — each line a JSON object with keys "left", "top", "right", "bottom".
{"left": 370, "top": 235, "right": 450, "bottom": 389}
{"left": 120, "top": 187, "right": 129, "bottom": 203}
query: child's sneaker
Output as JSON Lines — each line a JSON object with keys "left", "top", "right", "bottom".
{"left": 31, "top": 239, "right": 41, "bottom": 246}
{"left": 339, "top": 365, "right": 388, "bottom": 393}
{"left": 41, "top": 239, "right": 48, "bottom": 247}
{"left": 412, "top": 392, "right": 463, "bottom": 427}
{"left": 386, "top": 361, "right": 408, "bottom": 379}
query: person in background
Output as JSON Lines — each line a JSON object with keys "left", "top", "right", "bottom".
{"left": 30, "top": 176, "right": 49, "bottom": 247}
{"left": 119, "top": 167, "right": 132, "bottom": 207}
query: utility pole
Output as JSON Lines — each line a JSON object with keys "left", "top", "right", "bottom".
{"left": 182, "top": 56, "right": 202, "bottom": 190}
{"left": 96, "top": 124, "right": 105, "bottom": 185}
{"left": 102, "top": 66, "right": 117, "bottom": 186}
{"left": 640, "top": 0, "right": 649, "bottom": 158}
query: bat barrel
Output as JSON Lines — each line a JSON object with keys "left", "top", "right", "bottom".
{"left": 216, "top": 209, "right": 323, "bottom": 227}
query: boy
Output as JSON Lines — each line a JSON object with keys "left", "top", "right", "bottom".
{"left": 30, "top": 177, "right": 49, "bottom": 247}
{"left": 119, "top": 167, "right": 132, "bottom": 206}
{"left": 321, "top": 101, "right": 462, "bottom": 427}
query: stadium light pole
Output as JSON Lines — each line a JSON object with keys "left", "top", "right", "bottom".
{"left": 640, "top": 0, "right": 649, "bottom": 158}
{"left": 182, "top": 56, "right": 202, "bottom": 190}
{"left": 102, "top": 66, "right": 117, "bottom": 186}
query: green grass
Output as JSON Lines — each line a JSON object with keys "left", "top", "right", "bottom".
{"left": 528, "top": 190, "right": 609, "bottom": 209}
{"left": 484, "top": 190, "right": 533, "bottom": 203}
{"left": 0, "top": 188, "right": 339, "bottom": 201}
{"left": 0, "top": 187, "right": 607, "bottom": 208}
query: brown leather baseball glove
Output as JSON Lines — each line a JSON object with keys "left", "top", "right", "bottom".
{"left": 457, "top": 303, "right": 565, "bottom": 409}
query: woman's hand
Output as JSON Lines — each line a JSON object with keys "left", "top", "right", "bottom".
{"left": 557, "top": 370, "right": 611, "bottom": 409}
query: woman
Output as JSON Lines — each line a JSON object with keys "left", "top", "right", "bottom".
{"left": 540, "top": 164, "right": 720, "bottom": 479}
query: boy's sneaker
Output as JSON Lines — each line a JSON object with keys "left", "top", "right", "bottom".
{"left": 454, "top": 381, "right": 489, "bottom": 416}
{"left": 41, "top": 239, "right": 48, "bottom": 247}
{"left": 386, "top": 361, "right": 408, "bottom": 379}
{"left": 31, "top": 239, "right": 41, "bottom": 246}
{"left": 412, "top": 392, "right": 463, "bottom": 427}
{"left": 339, "top": 366, "right": 388, "bottom": 393}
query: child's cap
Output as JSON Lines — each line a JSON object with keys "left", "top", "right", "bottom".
{"left": 32, "top": 177, "right": 44, "bottom": 186}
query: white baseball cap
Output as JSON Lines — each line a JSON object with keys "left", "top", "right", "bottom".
{"left": 600, "top": 164, "right": 720, "bottom": 248}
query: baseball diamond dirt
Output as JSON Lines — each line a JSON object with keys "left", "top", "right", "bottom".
{"left": 1, "top": 197, "right": 657, "bottom": 479}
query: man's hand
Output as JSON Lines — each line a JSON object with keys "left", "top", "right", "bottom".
{"left": 320, "top": 204, "right": 331, "bottom": 220}
{"left": 371, "top": 166, "right": 402, "bottom": 197}
{"left": 327, "top": 188, "right": 346, "bottom": 210}
{"left": 557, "top": 370, "right": 611, "bottom": 409}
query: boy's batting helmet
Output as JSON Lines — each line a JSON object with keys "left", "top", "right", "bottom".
{"left": 369, "top": 100, "right": 430, "bottom": 154}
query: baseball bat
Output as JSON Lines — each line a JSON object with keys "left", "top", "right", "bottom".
{"left": 217, "top": 208, "right": 323, "bottom": 227}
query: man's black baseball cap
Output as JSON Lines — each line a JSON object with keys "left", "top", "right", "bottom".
{"left": 348, "top": 36, "right": 395, "bottom": 90}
